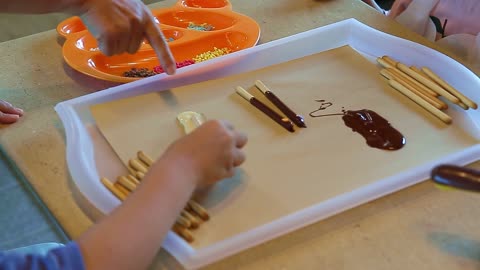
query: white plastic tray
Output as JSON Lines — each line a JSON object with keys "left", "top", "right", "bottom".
{"left": 55, "top": 19, "right": 480, "bottom": 269}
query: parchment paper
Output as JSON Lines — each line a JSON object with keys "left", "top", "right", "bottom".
{"left": 90, "top": 46, "right": 478, "bottom": 248}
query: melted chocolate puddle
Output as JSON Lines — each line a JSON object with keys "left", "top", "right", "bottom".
{"left": 309, "top": 104, "right": 406, "bottom": 150}
{"left": 342, "top": 109, "right": 405, "bottom": 150}
{"left": 309, "top": 100, "right": 405, "bottom": 150}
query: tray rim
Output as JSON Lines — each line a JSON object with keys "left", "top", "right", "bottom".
{"left": 55, "top": 18, "right": 480, "bottom": 269}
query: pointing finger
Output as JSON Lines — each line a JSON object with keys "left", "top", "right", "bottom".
{"left": 144, "top": 11, "right": 176, "bottom": 75}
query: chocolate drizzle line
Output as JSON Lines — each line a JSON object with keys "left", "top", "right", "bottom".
{"left": 342, "top": 109, "right": 405, "bottom": 150}
{"left": 309, "top": 100, "right": 333, "bottom": 117}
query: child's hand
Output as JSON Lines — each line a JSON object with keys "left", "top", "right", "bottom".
{"left": 0, "top": 100, "right": 23, "bottom": 124}
{"left": 162, "top": 120, "right": 248, "bottom": 187}
{"left": 79, "top": 0, "right": 176, "bottom": 74}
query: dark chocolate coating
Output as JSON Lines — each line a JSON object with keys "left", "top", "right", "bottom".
{"left": 250, "top": 97, "right": 295, "bottom": 132}
{"left": 342, "top": 109, "right": 405, "bottom": 150}
{"left": 431, "top": 165, "right": 480, "bottom": 192}
{"left": 264, "top": 91, "right": 306, "bottom": 128}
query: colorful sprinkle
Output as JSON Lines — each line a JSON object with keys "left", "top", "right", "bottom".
{"left": 123, "top": 47, "right": 231, "bottom": 78}
{"left": 187, "top": 22, "right": 214, "bottom": 31}
{"left": 123, "top": 68, "right": 157, "bottom": 78}
{"left": 192, "top": 47, "right": 231, "bottom": 63}
{"left": 153, "top": 60, "right": 195, "bottom": 73}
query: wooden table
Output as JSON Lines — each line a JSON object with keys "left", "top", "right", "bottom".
{"left": 1, "top": 0, "right": 479, "bottom": 269}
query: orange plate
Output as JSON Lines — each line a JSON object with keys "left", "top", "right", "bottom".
{"left": 57, "top": 0, "right": 260, "bottom": 83}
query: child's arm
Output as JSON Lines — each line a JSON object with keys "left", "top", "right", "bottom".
{"left": 76, "top": 120, "right": 247, "bottom": 270}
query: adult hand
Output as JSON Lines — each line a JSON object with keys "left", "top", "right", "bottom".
{"left": 0, "top": 100, "right": 23, "bottom": 124}
{"left": 80, "top": 0, "right": 176, "bottom": 74}
{"left": 161, "top": 120, "right": 248, "bottom": 187}
{"left": 388, "top": 0, "right": 414, "bottom": 18}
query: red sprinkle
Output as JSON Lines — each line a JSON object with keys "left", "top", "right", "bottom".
{"left": 153, "top": 60, "right": 195, "bottom": 74}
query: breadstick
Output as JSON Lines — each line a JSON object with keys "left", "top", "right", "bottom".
{"left": 114, "top": 183, "right": 131, "bottom": 197}
{"left": 129, "top": 158, "right": 148, "bottom": 174}
{"left": 421, "top": 67, "right": 477, "bottom": 109}
{"left": 176, "top": 215, "right": 192, "bottom": 229}
{"left": 137, "top": 151, "right": 154, "bottom": 167}
{"left": 410, "top": 66, "right": 431, "bottom": 80}
{"left": 181, "top": 210, "right": 200, "bottom": 229}
{"left": 117, "top": 176, "right": 137, "bottom": 192}
{"left": 388, "top": 79, "right": 452, "bottom": 124}
{"left": 396, "top": 63, "right": 460, "bottom": 104}
{"left": 381, "top": 69, "right": 446, "bottom": 110}
{"left": 457, "top": 102, "right": 469, "bottom": 110}
{"left": 172, "top": 224, "right": 194, "bottom": 243}
{"left": 381, "top": 55, "right": 397, "bottom": 67}
{"left": 127, "top": 165, "right": 137, "bottom": 177}
{"left": 377, "top": 58, "right": 438, "bottom": 97}
{"left": 377, "top": 57, "right": 394, "bottom": 69}
{"left": 127, "top": 175, "right": 141, "bottom": 185}
{"left": 135, "top": 171, "right": 145, "bottom": 180}
{"left": 187, "top": 200, "right": 210, "bottom": 221}
{"left": 100, "top": 177, "right": 127, "bottom": 201}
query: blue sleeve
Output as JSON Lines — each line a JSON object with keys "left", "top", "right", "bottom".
{"left": 0, "top": 242, "right": 85, "bottom": 270}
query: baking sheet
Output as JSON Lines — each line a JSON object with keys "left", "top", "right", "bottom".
{"left": 90, "top": 45, "right": 478, "bottom": 249}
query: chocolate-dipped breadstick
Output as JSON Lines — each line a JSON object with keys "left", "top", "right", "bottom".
{"left": 254, "top": 80, "right": 306, "bottom": 128}
{"left": 236, "top": 86, "right": 295, "bottom": 132}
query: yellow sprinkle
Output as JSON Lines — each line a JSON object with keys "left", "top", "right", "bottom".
{"left": 193, "top": 47, "right": 231, "bottom": 63}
